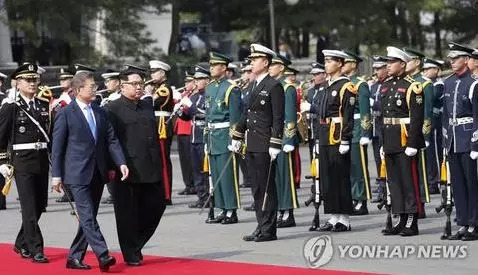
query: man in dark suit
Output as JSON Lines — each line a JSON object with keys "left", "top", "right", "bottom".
{"left": 51, "top": 71, "right": 129, "bottom": 271}
{"left": 231, "top": 44, "right": 285, "bottom": 242}
{"left": 105, "top": 65, "right": 166, "bottom": 266}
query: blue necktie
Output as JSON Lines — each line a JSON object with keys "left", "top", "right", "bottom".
{"left": 86, "top": 105, "right": 97, "bottom": 141}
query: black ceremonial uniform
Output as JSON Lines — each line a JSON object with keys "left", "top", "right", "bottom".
{"left": 105, "top": 94, "right": 166, "bottom": 263}
{"left": 0, "top": 94, "right": 50, "bottom": 256}
{"left": 153, "top": 82, "right": 174, "bottom": 203}
{"left": 0, "top": 91, "right": 6, "bottom": 210}
{"left": 232, "top": 74, "right": 285, "bottom": 239}
{"left": 380, "top": 74, "right": 424, "bottom": 233}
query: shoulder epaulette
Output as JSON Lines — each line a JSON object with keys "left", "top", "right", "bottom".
{"left": 409, "top": 82, "right": 423, "bottom": 95}
{"left": 344, "top": 82, "right": 358, "bottom": 95}
{"left": 36, "top": 96, "right": 50, "bottom": 103}
{"left": 384, "top": 76, "right": 393, "bottom": 82}
{"left": 405, "top": 75, "right": 415, "bottom": 83}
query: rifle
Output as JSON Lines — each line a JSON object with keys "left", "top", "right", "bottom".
{"left": 379, "top": 157, "right": 393, "bottom": 233}
{"left": 305, "top": 141, "right": 321, "bottom": 231}
{"left": 437, "top": 150, "right": 453, "bottom": 240}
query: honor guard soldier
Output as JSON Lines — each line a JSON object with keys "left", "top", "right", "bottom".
{"left": 231, "top": 43, "right": 284, "bottom": 242}
{"left": 301, "top": 50, "right": 357, "bottom": 232}
{"left": 99, "top": 70, "right": 121, "bottom": 107}
{"left": 0, "top": 63, "right": 51, "bottom": 262}
{"left": 268, "top": 55, "right": 299, "bottom": 228}
{"left": 470, "top": 49, "right": 478, "bottom": 78}
{"left": 0, "top": 72, "right": 6, "bottom": 210}
{"left": 443, "top": 42, "right": 478, "bottom": 241}
{"left": 178, "top": 66, "right": 209, "bottom": 208}
{"left": 422, "top": 58, "right": 446, "bottom": 195}
{"left": 149, "top": 60, "right": 174, "bottom": 204}
{"left": 342, "top": 50, "right": 372, "bottom": 215}
{"left": 51, "top": 65, "right": 77, "bottom": 111}
{"left": 370, "top": 56, "right": 388, "bottom": 203}
{"left": 305, "top": 63, "right": 327, "bottom": 162}
{"left": 226, "top": 63, "right": 238, "bottom": 79}
{"left": 175, "top": 70, "right": 196, "bottom": 196}
{"left": 204, "top": 52, "right": 243, "bottom": 224}
{"left": 404, "top": 48, "right": 433, "bottom": 217}
{"left": 380, "top": 47, "right": 424, "bottom": 237}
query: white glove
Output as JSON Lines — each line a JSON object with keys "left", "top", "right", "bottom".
{"left": 173, "top": 103, "right": 182, "bottom": 113}
{"left": 339, "top": 144, "right": 350, "bottom": 154}
{"left": 269, "top": 147, "right": 281, "bottom": 160}
{"left": 228, "top": 139, "right": 242, "bottom": 153}
{"left": 425, "top": 141, "right": 430, "bottom": 148}
{"left": 300, "top": 101, "right": 311, "bottom": 112}
{"left": 404, "top": 147, "right": 418, "bottom": 157}
{"left": 283, "top": 144, "right": 294, "bottom": 153}
{"left": 180, "top": 97, "right": 193, "bottom": 108}
{"left": 0, "top": 164, "right": 12, "bottom": 179}
{"left": 380, "top": 146, "right": 384, "bottom": 159}
{"left": 314, "top": 143, "right": 320, "bottom": 155}
{"left": 470, "top": 151, "right": 478, "bottom": 160}
{"left": 359, "top": 137, "right": 371, "bottom": 146}
{"left": 369, "top": 98, "right": 375, "bottom": 107}
{"left": 173, "top": 90, "right": 182, "bottom": 101}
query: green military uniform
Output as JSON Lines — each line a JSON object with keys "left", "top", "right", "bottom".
{"left": 204, "top": 52, "right": 243, "bottom": 223}
{"left": 272, "top": 60, "right": 299, "bottom": 227}
{"left": 343, "top": 51, "right": 372, "bottom": 214}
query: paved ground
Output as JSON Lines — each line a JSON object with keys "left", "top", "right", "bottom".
{"left": 0, "top": 144, "right": 476, "bottom": 275}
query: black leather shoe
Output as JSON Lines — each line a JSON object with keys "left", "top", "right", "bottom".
{"left": 351, "top": 202, "right": 369, "bottom": 216}
{"left": 332, "top": 222, "right": 351, "bottom": 232}
{"left": 188, "top": 200, "right": 205, "bottom": 208}
{"left": 462, "top": 229, "right": 478, "bottom": 241}
{"left": 206, "top": 212, "right": 224, "bottom": 224}
{"left": 126, "top": 261, "right": 142, "bottom": 266}
{"left": 98, "top": 255, "right": 116, "bottom": 272}
{"left": 448, "top": 230, "right": 467, "bottom": 240}
{"left": 382, "top": 225, "right": 404, "bottom": 235}
{"left": 400, "top": 226, "right": 419, "bottom": 236}
{"left": 32, "top": 253, "right": 49, "bottom": 263}
{"left": 318, "top": 222, "right": 334, "bottom": 231}
{"left": 254, "top": 234, "right": 277, "bottom": 242}
{"left": 243, "top": 228, "right": 260, "bottom": 241}
{"left": 66, "top": 258, "right": 91, "bottom": 270}
{"left": 221, "top": 212, "right": 238, "bottom": 224}
{"left": 277, "top": 213, "right": 296, "bottom": 228}
{"left": 13, "top": 246, "right": 31, "bottom": 259}
{"left": 243, "top": 203, "right": 255, "bottom": 212}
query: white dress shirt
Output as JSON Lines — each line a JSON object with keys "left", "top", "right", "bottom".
{"left": 76, "top": 99, "right": 97, "bottom": 125}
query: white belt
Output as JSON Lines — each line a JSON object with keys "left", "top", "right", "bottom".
{"left": 12, "top": 142, "right": 48, "bottom": 151}
{"left": 194, "top": 120, "right": 206, "bottom": 126}
{"left": 383, "top": 117, "right": 410, "bottom": 125}
{"left": 449, "top": 117, "right": 473, "bottom": 126}
{"left": 207, "top": 122, "right": 230, "bottom": 129}
{"left": 319, "top": 117, "right": 342, "bottom": 124}
{"left": 353, "top": 113, "right": 361, "bottom": 120}
{"left": 155, "top": 111, "right": 171, "bottom": 117}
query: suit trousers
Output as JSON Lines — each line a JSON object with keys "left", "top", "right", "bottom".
{"left": 247, "top": 152, "right": 277, "bottom": 237}
{"left": 113, "top": 181, "right": 166, "bottom": 262}
{"left": 67, "top": 170, "right": 108, "bottom": 260}
{"left": 14, "top": 170, "right": 48, "bottom": 254}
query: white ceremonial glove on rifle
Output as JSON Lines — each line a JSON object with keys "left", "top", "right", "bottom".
{"left": 404, "top": 147, "right": 418, "bottom": 157}
{"left": 339, "top": 144, "right": 350, "bottom": 154}
{"left": 470, "top": 151, "right": 478, "bottom": 160}
{"left": 0, "top": 164, "right": 12, "bottom": 179}
{"left": 180, "top": 97, "right": 193, "bottom": 108}
{"left": 172, "top": 90, "right": 182, "bottom": 101}
{"left": 173, "top": 103, "right": 182, "bottom": 113}
{"left": 314, "top": 143, "right": 320, "bottom": 155}
{"left": 359, "top": 137, "right": 371, "bottom": 146}
{"left": 425, "top": 141, "right": 430, "bottom": 148}
{"left": 283, "top": 144, "right": 294, "bottom": 153}
{"left": 269, "top": 147, "right": 281, "bottom": 160}
{"left": 300, "top": 101, "right": 311, "bottom": 112}
{"left": 380, "top": 146, "right": 384, "bottom": 159}
{"left": 228, "top": 139, "right": 242, "bottom": 153}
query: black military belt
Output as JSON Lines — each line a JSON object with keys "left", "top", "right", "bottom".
{"left": 319, "top": 117, "right": 342, "bottom": 124}
{"left": 0, "top": 152, "right": 8, "bottom": 160}
{"left": 383, "top": 117, "right": 410, "bottom": 125}
{"left": 12, "top": 142, "right": 48, "bottom": 151}
{"left": 449, "top": 117, "right": 473, "bottom": 126}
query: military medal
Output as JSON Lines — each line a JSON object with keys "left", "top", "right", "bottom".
{"left": 349, "top": 97, "right": 355, "bottom": 105}
{"left": 396, "top": 99, "right": 402, "bottom": 106}
{"left": 331, "top": 90, "right": 337, "bottom": 97}
{"left": 260, "top": 100, "right": 265, "bottom": 105}
{"left": 19, "top": 126, "right": 26, "bottom": 133}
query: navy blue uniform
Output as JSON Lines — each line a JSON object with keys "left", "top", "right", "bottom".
{"left": 442, "top": 69, "right": 478, "bottom": 227}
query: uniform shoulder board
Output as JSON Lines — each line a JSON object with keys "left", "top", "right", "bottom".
{"left": 1, "top": 97, "right": 15, "bottom": 106}
{"left": 384, "top": 76, "right": 393, "bottom": 82}
{"left": 405, "top": 75, "right": 415, "bottom": 83}
{"left": 36, "top": 96, "right": 50, "bottom": 103}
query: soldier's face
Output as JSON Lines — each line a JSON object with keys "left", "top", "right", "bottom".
{"left": 195, "top": 78, "right": 208, "bottom": 90}
{"left": 268, "top": 64, "right": 283, "bottom": 78}
{"left": 422, "top": 67, "right": 439, "bottom": 79}
{"left": 105, "top": 79, "right": 120, "bottom": 92}
{"left": 60, "top": 78, "right": 72, "bottom": 90}
{"left": 405, "top": 59, "right": 420, "bottom": 74}
{"left": 121, "top": 74, "right": 144, "bottom": 101}
{"left": 16, "top": 77, "right": 39, "bottom": 96}
{"left": 209, "top": 64, "right": 226, "bottom": 78}
{"left": 374, "top": 66, "right": 387, "bottom": 82}
{"left": 468, "top": 58, "right": 478, "bottom": 72}
{"left": 312, "top": 73, "right": 326, "bottom": 84}
{"left": 151, "top": 69, "right": 165, "bottom": 81}
{"left": 185, "top": 80, "right": 195, "bottom": 91}
{"left": 251, "top": 57, "right": 269, "bottom": 75}
{"left": 324, "top": 58, "right": 342, "bottom": 75}
{"left": 386, "top": 59, "right": 405, "bottom": 76}
{"left": 450, "top": 56, "right": 469, "bottom": 73}
{"left": 341, "top": 61, "right": 356, "bottom": 75}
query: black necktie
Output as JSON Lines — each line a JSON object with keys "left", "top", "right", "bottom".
{"left": 251, "top": 81, "right": 257, "bottom": 91}
{"left": 29, "top": 101, "right": 39, "bottom": 118}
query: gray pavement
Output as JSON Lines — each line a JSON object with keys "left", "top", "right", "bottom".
{"left": 0, "top": 145, "right": 477, "bottom": 275}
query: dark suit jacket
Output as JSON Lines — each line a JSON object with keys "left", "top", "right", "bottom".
{"left": 233, "top": 75, "right": 285, "bottom": 152}
{"left": 51, "top": 100, "right": 126, "bottom": 185}
{"left": 105, "top": 96, "right": 163, "bottom": 184}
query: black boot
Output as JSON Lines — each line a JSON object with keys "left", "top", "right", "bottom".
{"left": 206, "top": 210, "right": 225, "bottom": 224}
{"left": 382, "top": 214, "right": 406, "bottom": 235}
{"left": 277, "top": 210, "right": 296, "bottom": 228}
{"left": 351, "top": 201, "right": 369, "bottom": 216}
{"left": 222, "top": 210, "right": 238, "bottom": 224}
{"left": 276, "top": 211, "right": 284, "bottom": 224}
{"left": 400, "top": 213, "right": 419, "bottom": 236}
